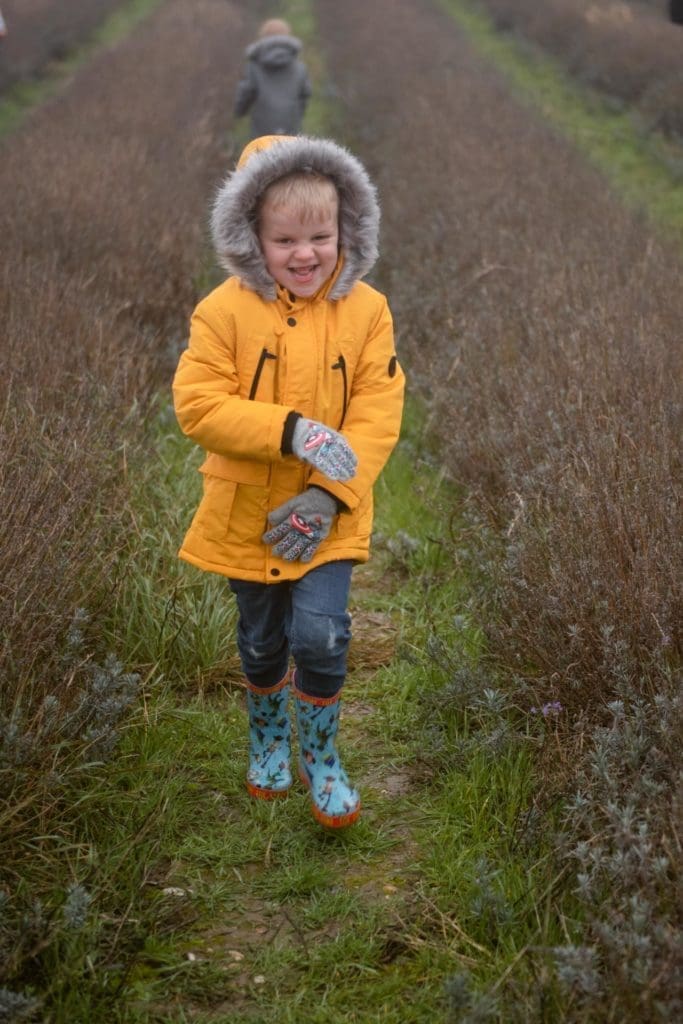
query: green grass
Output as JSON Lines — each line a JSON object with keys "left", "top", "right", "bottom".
{"left": 0, "top": 0, "right": 166, "bottom": 137}
{"left": 439, "top": 0, "right": 683, "bottom": 245}
{"left": 30, "top": 394, "right": 569, "bottom": 1022}
{"left": 105, "top": 401, "right": 238, "bottom": 690}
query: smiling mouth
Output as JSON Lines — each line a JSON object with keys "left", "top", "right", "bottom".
{"left": 290, "top": 265, "right": 317, "bottom": 277}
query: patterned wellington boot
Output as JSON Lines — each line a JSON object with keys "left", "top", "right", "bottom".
{"left": 245, "top": 674, "right": 291, "bottom": 800}
{"left": 294, "top": 686, "right": 361, "bottom": 828}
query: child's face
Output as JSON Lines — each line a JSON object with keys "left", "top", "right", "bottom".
{"left": 258, "top": 200, "right": 339, "bottom": 298}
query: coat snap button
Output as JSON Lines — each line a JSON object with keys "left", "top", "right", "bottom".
{"left": 287, "top": 317, "right": 296, "bottom": 327}
{"left": 270, "top": 568, "right": 281, "bottom": 577}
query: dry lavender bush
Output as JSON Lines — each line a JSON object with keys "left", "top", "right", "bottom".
{"left": 318, "top": 0, "right": 681, "bottom": 1017}
{"left": 477, "top": 0, "right": 683, "bottom": 138}
{"left": 0, "top": 0, "right": 252, "bottom": 1003}
{"left": 0, "top": 0, "right": 126, "bottom": 92}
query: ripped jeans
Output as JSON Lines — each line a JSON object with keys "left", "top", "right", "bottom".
{"left": 228, "top": 560, "right": 353, "bottom": 699}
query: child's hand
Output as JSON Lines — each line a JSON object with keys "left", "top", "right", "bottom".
{"left": 291, "top": 419, "right": 357, "bottom": 482}
{"left": 262, "top": 488, "right": 338, "bottom": 562}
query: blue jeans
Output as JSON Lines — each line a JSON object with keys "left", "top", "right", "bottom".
{"left": 228, "top": 561, "right": 353, "bottom": 699}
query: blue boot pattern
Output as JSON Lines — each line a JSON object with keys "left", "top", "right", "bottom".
{"left": 246, "top": 675, "right": 291, "bottom": 799}
{"left": 294, "top": 687, "right": 360, "bottom": 828}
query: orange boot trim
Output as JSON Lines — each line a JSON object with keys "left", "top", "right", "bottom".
{"left": 245, "top": 670, "right": 290, "bottom": 695}
{"left": 291, "top": 685, "right": 340, "bottom": 707}
{"left": 246, "top": 779, "right": 290, "bottom": 800}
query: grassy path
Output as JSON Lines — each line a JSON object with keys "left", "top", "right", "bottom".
{"left": 100, "top": 401, "right": 564, "bottom": 1023}
{"left": 96, "top": 5, "right": 566, "bottom": 1015}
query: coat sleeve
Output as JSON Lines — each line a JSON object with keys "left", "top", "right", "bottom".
{"left": 308, "top": 295, "right": 405, "bottom": 510}
{"left": 234, "top": 63, "right": 257, "bottom": 118}
{"left": 172, "top": 296, "right": 291, "bottom": 463}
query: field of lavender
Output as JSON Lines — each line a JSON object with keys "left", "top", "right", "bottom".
{"left": 0, "top": 0, "right": 132, "bottom": 91}
{"left": 1, "top": 0, "right": 680, "bottom": 1020}
{"left": 472, "top": 0, "right": 683, "bottom": 138}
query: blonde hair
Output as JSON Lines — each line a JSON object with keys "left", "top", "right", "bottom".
{"left": 258, "top": 18, "right": 291, "bottom": 38}
{"left": 259, "top": 172, "right": 339, "bottom": 223}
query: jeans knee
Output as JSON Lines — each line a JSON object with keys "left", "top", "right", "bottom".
{"left": 291, "top": 610, "right": 351, "bottom": 672}
{"left": 236, "top": 631, "right": 288, "bottom": 688}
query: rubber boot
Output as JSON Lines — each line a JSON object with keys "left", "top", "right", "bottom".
{"left": 245, "top": 673, "right": 291, "bottom": 800}
{"left": 294, "top": 685, "right": 360, "bottom": 828}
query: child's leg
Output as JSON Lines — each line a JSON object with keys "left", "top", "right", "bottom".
{"left": 229, "top": 579, "right": 291, "bottom": 799}
{"left": 289, "top": 561, "right": 360, "bottom": 828}
{"left": 287, "top": 560, "right": 353, "bottom": 698}
{"left": 229, "top": 578, "right": 289, "bottom": 687}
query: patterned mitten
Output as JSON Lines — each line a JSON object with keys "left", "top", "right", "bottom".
{"left": 291, "top": 419, "right": 357, "bottom": 482}
{"left": 262, "top": 488, "right": 337, "bottom": 563}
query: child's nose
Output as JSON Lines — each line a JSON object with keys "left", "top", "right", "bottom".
{"left": 293, "top": 241, "right": 314, "bottom": 260}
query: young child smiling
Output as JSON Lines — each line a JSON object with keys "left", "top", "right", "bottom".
{"left": 173, "top": 135, "right": 404, "bottom": 828}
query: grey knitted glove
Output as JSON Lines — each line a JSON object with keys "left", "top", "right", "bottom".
{"left": 291, "top": 419, "right": 357, "bottom": 482}
{"left": 262, "top": 488, "right": 338, "bottom": 563}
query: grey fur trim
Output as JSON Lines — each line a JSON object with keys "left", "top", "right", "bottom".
{"left": 210, "top": 136, "right": 380, "bottom": 300}
{"left": 245, "top": 35, "right": 302, "bottom": 60}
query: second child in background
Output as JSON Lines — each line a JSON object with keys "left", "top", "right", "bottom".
{"left": 234, "top": 18, "right": 312, "bottom": 139}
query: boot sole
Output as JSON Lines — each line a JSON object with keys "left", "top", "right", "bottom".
{"left": 298, "top": 766, "right": 361, "bottom": 828}
{"left": 246, "top": 780, "right": 291, "bottom": 801}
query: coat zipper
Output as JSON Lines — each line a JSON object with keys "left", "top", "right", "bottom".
{"left": 332, "top": 354, "right": 348, "bottom": 426}
{"left": 248, "top": 348, "right": 277, "bottom": 400}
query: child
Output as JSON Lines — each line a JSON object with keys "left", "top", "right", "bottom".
{"left": 234, "top": 19, "right": 312, "bottom": 140}
{"left": 173, "top": 135, "right": 405, "bottom": 829}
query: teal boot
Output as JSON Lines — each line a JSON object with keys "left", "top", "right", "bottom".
{"left": 294, "top": 686, "right": 361, "bottom": 828}
{"left": 246, "top": 674, "right": 291, "bottom": 800}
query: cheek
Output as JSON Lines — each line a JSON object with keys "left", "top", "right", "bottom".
{"left": 262, "top": 243, "right": 279, "bottom": 269}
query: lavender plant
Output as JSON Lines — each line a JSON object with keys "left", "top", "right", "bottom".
{"left": 550, "top": 686, "right": 683, "bottom": 1020}
{"left": 445, "top": 970, "right": 500, "bottom": 1023}
{"left": 0, "top": 988, "right": 41, "bottom": 1023}
{"left": 62, "top": 885, "right": 91, "bottom": 932}
{"left": 1, "top": 607, "right": 138, "bottom": 1005}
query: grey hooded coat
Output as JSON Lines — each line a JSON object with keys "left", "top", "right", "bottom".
{"left": 234, "top": 35, "right": 312, "bottom": 139}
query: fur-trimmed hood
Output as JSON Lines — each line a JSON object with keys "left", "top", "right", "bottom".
{"left": 245, "top": 34, "right": 302, "bottom": 70}
{"left": 210, "top": 135, "right": 380, "bottom": 301}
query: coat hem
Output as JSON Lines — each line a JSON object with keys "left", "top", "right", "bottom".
{"left": 178, "top": 545, "right": 369, "bottom": 582}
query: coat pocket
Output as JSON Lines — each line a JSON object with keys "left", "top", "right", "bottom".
{"left": 199, "top": 453, "right": 270, "bottom": 485}
{"left": 191, "top": 475, "right": 238, "bottom": 542}
{"left": 334, "top": 492, "right": 373, "bottom": 540}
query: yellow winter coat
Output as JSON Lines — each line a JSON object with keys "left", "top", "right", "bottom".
{"left": 173, "top": 135, "right": 405, "bottom": 583}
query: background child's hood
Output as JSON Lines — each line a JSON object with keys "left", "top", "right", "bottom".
{"left": 245, "top": 34, "right": 302, "bottom": 71}
{"left": 210, "top": 135, "right": 380, "bottom": 301}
